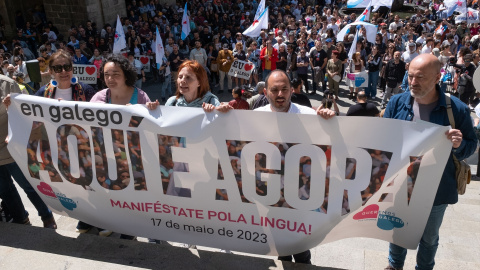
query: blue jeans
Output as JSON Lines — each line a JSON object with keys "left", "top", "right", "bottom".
{"left": 160, "top": 74, "right": 172, "bottom": 99}
{"left": 388, "top": 204, "right": 448, "bottom": 270}
{"left": 0, "top": 163, "right": 28, "bottom": 223}
{"left": 263, "top": 69, "right": 272, "bottom": 81}
{"left": 5, "top": 162, "right": 52, "bottom": 220}
{"left": 367, "top": 71, "right": 379, "bottom": 98}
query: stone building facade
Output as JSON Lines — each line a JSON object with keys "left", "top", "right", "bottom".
{"left": 1, "top": 0, "right": 175, "bottom": 40}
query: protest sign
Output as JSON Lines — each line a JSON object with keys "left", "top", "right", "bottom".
{"left": 228, "top": 60, "right": 254, "bottom": 80}
{"left": 7, "top": 95, "right": 451, "bottom": 256}
{"left": 135, "top": 55, "right": 151, "bottom": 72}
{"left": 347, "top": 71, "right": 369, "bottom": 88}
{"left": 73, "top": 64, "right": 97, "bottom": 84}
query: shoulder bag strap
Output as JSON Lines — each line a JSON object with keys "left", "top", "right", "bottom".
{"left": 445, "top": 93, "right": 456, "bottom": 129}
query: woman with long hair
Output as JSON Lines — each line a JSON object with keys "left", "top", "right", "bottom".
{"left": 366, "top": 45, "right": 382, "bottom": 99}
{"left": 347, "top": 52, "right": 365, "bottom": 99}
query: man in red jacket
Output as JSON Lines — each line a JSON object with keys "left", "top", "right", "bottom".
{"left": 260, "top": 40, "right": 278, "bottom": 81}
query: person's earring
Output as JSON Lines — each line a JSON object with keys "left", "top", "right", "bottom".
{"left": 71, "top": 77, "right": 78, "bottom": 84}
{"left": 50, "top": 79, "right": 58, "bottom": 87}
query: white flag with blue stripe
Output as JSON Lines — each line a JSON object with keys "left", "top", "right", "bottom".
{"left": 155, "top": 27, "right": 164, "bottom": 68}
{"left": 113, "top": 15, "right": 126, "bottom": 53}
{"left": 243, "top": 7, "right": 269, "bottom": 38}
{"left": 181, "top": 3, "right": 191, "bottom": 40}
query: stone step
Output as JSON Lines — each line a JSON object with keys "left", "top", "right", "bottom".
{"left": 6, "top": 180, "right": 480, "bottom": 269}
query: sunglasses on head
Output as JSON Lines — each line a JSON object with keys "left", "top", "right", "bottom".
{"left": 51, "top": 64, "right": 73, "bottom": 73}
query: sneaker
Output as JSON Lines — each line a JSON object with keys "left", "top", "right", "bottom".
{"left": 43, "top": 216, "right": 57, "bottom": 229}
{"left": 148, "top": 238, "right": 165, "bottom": 244}
{"left": 384, "top": 266, "right": 403, "bottom": 270}
{"left": 98, "top": 229, "right": 113, "bottom": 237}
{"left": 76, "top": 221, "right": 92, "bottom": 233}
{"left": 119, "top": 234, "right": 137, "bottom": 240}
{"left": 180, "top": 243, "right": 197, "bottom": 249}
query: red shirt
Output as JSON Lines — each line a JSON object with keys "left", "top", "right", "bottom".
{"left": 229, "top": 98, "right": 249, "bottom": 110}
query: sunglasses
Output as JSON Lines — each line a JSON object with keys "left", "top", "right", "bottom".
{"left": 51, "top": 64, "right": 73, "bottom": 73}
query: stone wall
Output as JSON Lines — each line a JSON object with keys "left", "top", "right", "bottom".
{"left": 44, "top": 0, "right": 89, "bottom": 39}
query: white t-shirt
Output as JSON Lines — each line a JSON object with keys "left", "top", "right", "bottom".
{"left": 54, "top": 87, "right": 73, "bottom": 100}
{"left": 254, "top": 102, "right": 316, "bottom": 114}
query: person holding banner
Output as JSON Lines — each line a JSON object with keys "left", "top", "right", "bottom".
{"left": 383, "top": 53, "right": 477, "bottom": 270}
{"left": 90, "top": 53, "right": 153, "bottom": 240}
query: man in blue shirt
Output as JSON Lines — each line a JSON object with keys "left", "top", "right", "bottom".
{"left": 384, "top": 54, "right": 477, "bottom": 270}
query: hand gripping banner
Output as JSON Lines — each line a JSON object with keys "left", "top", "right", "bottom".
{"left": 7, "top": 94, "right": 451, "bottom": 256}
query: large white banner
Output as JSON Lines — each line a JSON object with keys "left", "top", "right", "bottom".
{"left": 228, "top": 60, "right": 254, "bottom": 80}
{"left": 73, "top": 64, "right": 97, "bottom": 84}
{"left": 7, "top": 95, "right": 451, "bottom": 256}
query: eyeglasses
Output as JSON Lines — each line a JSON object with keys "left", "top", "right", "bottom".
{"left": 51, "top": 64, "right": 73, "bottom": 73}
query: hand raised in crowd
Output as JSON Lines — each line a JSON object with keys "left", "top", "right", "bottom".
{"left": 202, "top": 102, "right": 216, "bottom": 112}
{"left": 445, "top": 129, "right": 463, "bottom": 149}
{"left": 2, "top": 94, "right": 11, "bottom": 109}
{"left": 146, "top": 100, "right": 160, "bottom": 110}
{"left": 317, "top": 108, "right": 336, "bottom": 120}
{"left": 216, "top": 102, "right": 234, "bottom": 113}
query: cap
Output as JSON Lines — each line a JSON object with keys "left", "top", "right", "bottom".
{"left": 326, "top": 38, "right": 332, "bottom": 42}
{"left": 464, "top": 53, "right": 473, "bottom": 61}
{"left": 268, "top": 31, "right": 275, "bottom": 35}
{"left": 432, "top": 48, "right": 440, "bottom": 56}
{"left": 408, "top": 42, "right": 415, "bottom": 46}
{"left": 223, "top": 43, "right": 229, "bottom": 49}
{"left": 178, "top": 8, "right": 183, "bottom": 13}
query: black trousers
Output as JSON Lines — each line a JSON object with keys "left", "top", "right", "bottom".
{"left": 278, "top": 250, "right": 311, "bottom": 264}
{"left": 298, "top": 73, "right": 309, "bottom": 93}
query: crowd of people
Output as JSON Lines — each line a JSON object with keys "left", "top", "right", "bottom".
{"left": 0, "top": 0, "right": 479, "bottom": 269}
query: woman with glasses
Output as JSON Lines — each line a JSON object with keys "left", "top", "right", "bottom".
{"left": 32, "top": 51, "right": 107, "bottom": 235}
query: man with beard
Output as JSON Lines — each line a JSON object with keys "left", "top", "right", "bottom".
{"left": 383, "top": 54, "right": 477, "bottom": 270}
{"left": 215, "top": 69, "right": 335, "bottom": 262}
{"left": 381, "top": 51, "right": 406, "bottom": 109}
{"left": 189, "top": 40, "right": 207, "bottom": 67}
{"left": 168, "top": 44, "right": 185, "bottom": 83}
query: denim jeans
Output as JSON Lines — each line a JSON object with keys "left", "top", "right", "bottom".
{"left": 0, "top": 163, "right": 28, "bottom": 223}
{"left": 5, "top": 162, "right": 53, "bottom": 220}
{"left": 367, "top": 71, "right": 379, "bottom": 98}
{"left": 160, "top": 74, "right": 172, "bottom": 99}
{"left": 388, "top": 204, "right": 448, "bottom": 270}
{"left": 262, "top": 69, "right": 272, "bottom": 81}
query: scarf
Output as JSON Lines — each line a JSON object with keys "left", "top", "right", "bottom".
{"left": 43, "top": 82, "right": 87, "bottom": 101}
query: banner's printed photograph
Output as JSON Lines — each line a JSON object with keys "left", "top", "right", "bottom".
{"left": 7, "top": 94, "right": 451, "bottom": 256}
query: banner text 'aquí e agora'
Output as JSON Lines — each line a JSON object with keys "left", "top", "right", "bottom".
{"left": 7, "top": 94, "right": 452, "bottom": 256}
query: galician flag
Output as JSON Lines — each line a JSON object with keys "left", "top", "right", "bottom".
{"left": 243, "top": 7, "right": 269, "bottom": 38}
{"left": 254, "top": 0, "right": 266, "bottom": 21}
{"left": 113, "top": 15, "right": 126, "bottom": 53}
{"left": 356, "top": 1, "right": 371, "bottom": 22}
{"left": 181, "top": 3, "right": 191, "bottom": 40}
{"left": 155, "top": 26, "right": 165, "bottom": 68}
{"left": 348, "top": 31, "right": 359, "bottom": 60}
{"left": 444, "top": 0, "right": 467, "bottom": 17}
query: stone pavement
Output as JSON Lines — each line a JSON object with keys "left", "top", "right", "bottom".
{"left": 1, "top": 80, "right": 479, "bottom": 269}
